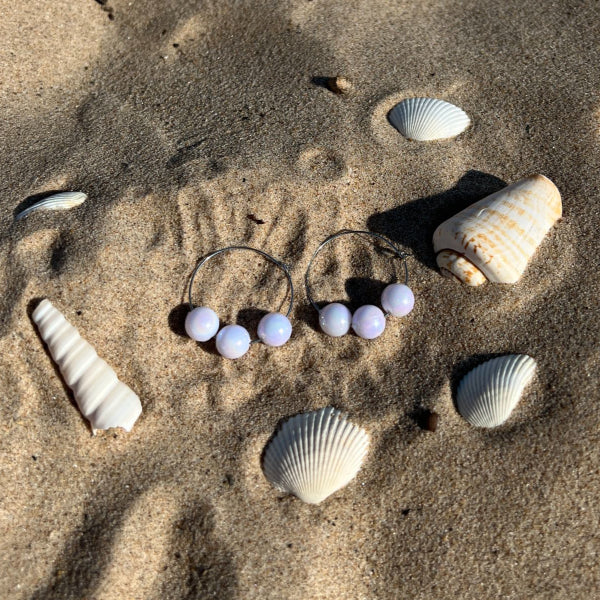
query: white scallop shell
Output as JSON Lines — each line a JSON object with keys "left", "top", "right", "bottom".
{"left": 15, "top": 191, "right": 87, "bottom": 221}
{"left": 32, "top": 299, "right": 142, "bottom": 433}
{"left": 262, "top": 407, "right": 369, "bottom": 504}
{"left": 433, "top": 174, "right": 562, "bottom": 284}
{"left": 388, "top": 98, "right": 471, "bottom": 141}
{"left": 456, "top": 355, "right": 537, "bottom": 428}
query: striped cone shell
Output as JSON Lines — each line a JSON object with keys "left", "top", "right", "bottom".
{"left": 433, "top": 174, "right": 562, "bottom": 285}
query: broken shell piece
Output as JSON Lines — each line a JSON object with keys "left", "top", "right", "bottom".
{"left": 32, "top": 299, "right": 142, "bottom": 433}
{"left": 433, "top": 174, "right": 562, "bottom": 285}
{"left": 325, "top": 76, "right": 352, "bottom": 95}
{"left": 436, "top": 249, "right": 487, "bottom": 286}
{"left": 456, "top": 355, "right": 537, "bottom": 428}
{"left": 15, "top": 192, "right": 87, "bottom": 221}
{"left": 262, "top": 407, "right": 369, "bottom": 504}
{"left": 388, "top": 98, "right": 471, "bottom": 141}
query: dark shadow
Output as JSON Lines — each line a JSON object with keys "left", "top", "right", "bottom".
{"left": 310, "top": 76, "right": 333, "bottom": 90}
{"left": 50, "top": 235, "right": 68, "bottom": 274}
{"left": 155, "top": 502, "right": 238, "bottom": 600}
{"left": 409, "top": 407, "right": 439, "bottom": 432}
{"left": 236, "top": 307, "right": 268, "bottom": 333}
{"left": 13, "top": 190, "right": 72, "bottom": 222}
{"left": 168, "top": 303, "right": 189, "bottom": 337}
{"left": 29, "top": 485, "right": 144, "bottom": 600}
{"left": 345, "top": 276, "right": 389, "bottom": 310}
{"left": 367, "top": 170, "right": 506, "bottom": 271}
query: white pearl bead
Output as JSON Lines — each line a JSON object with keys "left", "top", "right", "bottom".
{"left": 381, "top": 284, "right": 415, "bottom": 317}
{"left": 319, "top": 303, "right": 352, "bottom": 337}
{"left": 216, "top": 324, "right": 251, "bottom": 359}
{"left": 185, "top": 306, "right": 220, "bottom": 341}
{"left": 258, "top": 313, "right": 292, "bottom": 347}
{"left": 351, "top": 305, "right": 386, "bottom": 339}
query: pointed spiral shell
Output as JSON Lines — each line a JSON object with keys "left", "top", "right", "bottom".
{"left": 32, "top": 299, "right": 142, "bottom": 433}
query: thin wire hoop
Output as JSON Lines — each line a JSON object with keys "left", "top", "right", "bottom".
{"left": 188, "top": 246, "right": 294, "bottom": 344}
{"left": 304, "top": 229, "right": 410, "bottom": 312}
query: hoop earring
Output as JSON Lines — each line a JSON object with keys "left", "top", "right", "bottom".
{"left": 186, "top": 246, "right": 294, "bottom": 359}
{"left": 305, "top": 229, "right": 414, "bottom": 339}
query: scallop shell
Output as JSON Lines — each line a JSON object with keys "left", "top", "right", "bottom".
{"left": 388, "top": 98, "right": 471, "bottom": 141}
{"left": 433, "top": 174, "right": 562, "bottom": 285}
{"left": 456, "top": 355, "right": 537, "bottom": 428}
{"left": 262, "top": 407, "right": 369, "bottom": 504}
{"left": 32, "top": 299, "right": 142, "bottom": 433}
{"left": 15, "top": 191, "right": 87, "bottom": 221}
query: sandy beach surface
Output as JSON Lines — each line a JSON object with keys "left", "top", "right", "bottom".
{"left": 1, "top": 0, "right": 599, "bottom": 598}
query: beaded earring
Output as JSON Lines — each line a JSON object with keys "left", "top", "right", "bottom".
{"left": 186, "top": 246, "right": 293, "bottom": 358}
{"left": 305, "top": 230, "right": 414, "bottom": 339}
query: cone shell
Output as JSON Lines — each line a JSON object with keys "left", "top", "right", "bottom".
{"left": 388, "top": 97, "right": 471, "bottom": 141}
{"left": 32, "top": 299, "right": 142, "bottom": 433}
{"left": 456, "top": 355, "right": 537, "bottom": 428}
{"left": 433, "top": 174, "right": 562, "bottom": 284}
{"left": 262, "top": 407, "right": 369, "bottom": 504}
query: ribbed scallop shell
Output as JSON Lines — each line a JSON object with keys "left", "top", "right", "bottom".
{"left": 15, "top": 192, "right": 87, "bottom": 221}
{"left": 262, "top": 407, "right": 369, "bottom": 504}
{"left": 32, "top": 299, "right": 142, "bottom": 433}
{"left": 388, "top": 98, "right": 471, "bottom": 141}
{"left": 433, "top": 174, "right": 562, "bottom": 284}
{"left": 456, "top": 355, "right": 537, "bottom": 428}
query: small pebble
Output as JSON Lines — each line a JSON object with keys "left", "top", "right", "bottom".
{"left": 325, "top": 76, "right": 352, "bottom": 95}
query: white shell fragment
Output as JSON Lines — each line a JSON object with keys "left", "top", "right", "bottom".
{"left": 15, "top": 191, "right": 87, "bottom": 221}
{"left": 32, "top": 299, "right": 142, "bottom": 433}
{"left": 262, "top": 407, "right": 369, "bottom": 504}
{"left": 388, "top": 97, "right": 471, "bottom": 141}
{"left": 456, "top": 355, "right": 537, "bottom": 428}
{"left": 433, "top": 174, "right": 562, "bottom": 285}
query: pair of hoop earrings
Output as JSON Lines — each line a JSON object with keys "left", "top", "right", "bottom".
{"left": 184, "top": 230, "right": 415, "bottom": 359}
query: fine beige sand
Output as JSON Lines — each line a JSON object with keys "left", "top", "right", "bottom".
{"left": 1, "top": 1, "right": 599, "bottom": 598}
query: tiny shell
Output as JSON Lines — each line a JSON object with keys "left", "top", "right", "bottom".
{"left": 388, "top": 97, "right": 471, "bottom": 141}
{"left": 433, "top": 174, "right": 562, "bottom": 285}
{"left": 32, "top": 299, "right": 142, "bottom": 433}
{"left": 262, "top": 407, "right": 369, "bottom": 504}
{"left": 456, "top": 355, "right": 537, "bottom": 428}
{"left": 15, "top": 191, "right": 87, "bottom": 221}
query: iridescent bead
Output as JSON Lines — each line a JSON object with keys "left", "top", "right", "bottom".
{"left": 351, "top": 305, "right": 386, "bottom": 339}
{"left": 381, "top": 284, "right": 414, "bottom": 317}
{"left": 215, "top": 324, "right": 251, "bottom": 359}
{"left": 185, "top": 306, "right": 220, "bottom": 341}
{"left": 319, "top": 303, "right": 352, "bottom": 337}
{"left": 258, "top": 313, "right": 292, "bottom": 347}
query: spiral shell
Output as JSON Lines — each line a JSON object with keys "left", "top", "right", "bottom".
{"left": 388, "top": 98, "right": 471, "bottom": 141}
{"left": 262, "top": 407, "right": 369, "bottom": 504}
{"left": 456, "top": 355, "right": 537, "bottom": 428}
{"left": 433, "top": 174, "right": 562, "bottom": 285}
{"left": 32, "top": 299, "right": 142, "bottom": 433}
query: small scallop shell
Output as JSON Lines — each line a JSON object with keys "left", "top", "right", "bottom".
{"left": 32, "top": 299, "right": 142, "bottom": 433}
{"left": 456, "top": 355, "right": 537, "bottom": 428}
{"left": 15, "top": 191, "right": 87, "bottom": 221}
{"left": 433, "top": 174, "right": 562, "bottom": 284}
{"left": 388, "top": 98, "right": 471, "bottom": 141}
{"left": 262, "top": 407, "right": 369, "bottom": 504}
